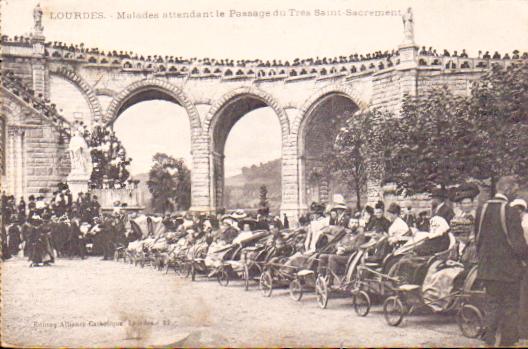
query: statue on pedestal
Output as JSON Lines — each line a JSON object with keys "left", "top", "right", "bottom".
{"left": 33, "top": 3, "right": 44, "bottom": 32}
{"left": 402, "top": 7, "right": 415, "bottom": 45}
{"left": 68, "top": 128, "right": 92, "bottom": 178}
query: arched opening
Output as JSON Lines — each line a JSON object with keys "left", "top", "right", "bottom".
{"left": 109, "top": 88, "right": 193, "bottom": 212}
{"left": 210, "top": 95, "right": 283, "bottom": 212}
{"left": 49, "top": 75, "right": 94, "bottom": 127}
{"left": 299, "top": 93, "right": 360, "bottom": 208}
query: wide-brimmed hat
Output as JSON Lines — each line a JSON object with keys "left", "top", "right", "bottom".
{"left": 330, "top": 194, "right": 348, "bottom": 211}
{"left": 231, "top": 209, "right": 247, "bottom": 220}
{"left": 310, "top": 202, "right": 326, "bottom": 214}
{"left": 451, "top": 183, "right": 480, "bottom": 203}
{"left": 511, "top": 199, "right": 527, "bottom": 211}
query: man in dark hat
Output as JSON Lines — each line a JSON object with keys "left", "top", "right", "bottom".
{"left": 431, "top": 187, "right": 454, "bottom": 224}
{"left": 475, "top": 176, "right": 528, "bottom": 346}
{"left": 402, "top": 206, "right": 416, "bottom": 228}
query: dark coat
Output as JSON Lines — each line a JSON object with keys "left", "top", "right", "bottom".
{"left": 366, "top": 216, "right": 391, "bottom": 233}
{"left": 475, "top": 195, "right": 528, "bottom": 282}
{"left": 433, "top": 202, "right": 455, "bottom": 224}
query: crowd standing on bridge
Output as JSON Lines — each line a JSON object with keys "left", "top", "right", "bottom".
{"left": 2, "top": 35, "right": 527, "bottom": 68}
{"left": 3, "top": 176, "right": 526, "bottom": 346}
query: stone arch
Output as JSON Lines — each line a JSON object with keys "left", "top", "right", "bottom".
{"left": 203, "top": 86, "right": 290, "bottom": 210}
{"left": 292, "top": 84, "right": 368, "bottom": 136}
{"left": 104, "top": 78, "right": 201, "bottom": 137}
{"left": 293, "top": 83, "right": 368, "bottom": 209}
{"left": 204, "top": 86, "right": 290, "bottom": 142}
{"left": 50, "top": 67, "right": 104, "bottom": 122}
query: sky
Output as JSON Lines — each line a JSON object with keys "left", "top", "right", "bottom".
{"left": 3, "top": 0, "right": 527, "bottom": 176}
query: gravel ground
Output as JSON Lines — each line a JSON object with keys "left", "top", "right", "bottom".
{"left": 1, "top": 256, "right": 491, "bottom": 347}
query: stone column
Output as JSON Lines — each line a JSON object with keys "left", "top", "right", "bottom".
{"left": 280, "top": 133, "right": 302, "bottom": 223}
{"left": 31, "top": 31, "right": 48, "bottom": 99}
{"left": 189, "top": 134, "right": 214, "bottom": 213}
{"left": 7, "top": 126, "right": 26, "bottom": 198}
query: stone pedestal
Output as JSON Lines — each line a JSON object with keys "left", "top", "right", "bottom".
{"left": 67, "top": 174, "right": 90, "bottom": 200}
{"left": 397, "top": 44, "right": 419, "bottom": 71}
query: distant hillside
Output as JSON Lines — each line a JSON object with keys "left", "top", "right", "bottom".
{"left": 225, "top": 159, "right": 281, "bottom": 212}
{"left": 132, "top": 158, "right": 282, "bottom": 213}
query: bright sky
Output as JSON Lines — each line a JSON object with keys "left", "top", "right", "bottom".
{"left": 3, "top": 0, "right": 527, "bottom": 176}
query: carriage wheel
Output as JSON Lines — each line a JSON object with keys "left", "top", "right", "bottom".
{"left": 352, "top": 290, "right": 371, "bottom": 317}
{"left": 315, "top": 276, "right": 328, "bottom": 309}
{"left": 383, "top": 296, "right": 406, "bottom": 326}
{"left": 289, "top": 279, "right": 303, "bottom": 302}
{"left": 217, "top": 268, "right": 230, "bottom": 287}
{"left": 259, "top": 270, "right": 273, "bottom": 297}
{"left": 243, "top": 264, "right": 250, "bottom": 291}
{"left": 457, "top": 304, "right": 484, "bottom": 338}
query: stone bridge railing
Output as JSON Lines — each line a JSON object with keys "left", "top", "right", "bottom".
{"left": 3, "top": 37, "right": 526, "bottom": 83}
{"left": 90, "top": 188, "right": 144, "bottom": 211}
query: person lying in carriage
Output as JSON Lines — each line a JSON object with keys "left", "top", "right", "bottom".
{"left": 317, "top": 212, "right": 369, "bottom": 286}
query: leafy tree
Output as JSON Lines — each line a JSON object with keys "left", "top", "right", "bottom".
{"left": 468, "top": 61, "right": 528, "bottom": 193}
{"left": 147, "top": 153, "right": 191, "bottom": 213}
{"left": 381, "top": 87, "right": 484, "bottom": 195}
{"left": 331, "top": 109, "right": 392, "bottom": 210}
{"left": 259, "top": 185, "right": 269, "bottom": 209}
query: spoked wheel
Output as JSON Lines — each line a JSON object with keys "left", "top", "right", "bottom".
{"left": 352, "top": 290, "right": 371, "bottom": 317}
{"left": 243, "top": 264, "right": 250, "bottom": 291}
{"left": 289, "top": 279, "right": 303, "bottom": 302}
{"left": 259, "top": 270, "right": 273, "bottom": 297}
{"left": 383, "top": 296, "right": 406, "bottom": 326}
{"left": 315, "top": 276, "right": 329, "bottom": 309}
{"left": 217, "top": 268, "right": 230, "bottom": 287}
{"left": 457, "top": 304, "right": 484, "bottom": 338}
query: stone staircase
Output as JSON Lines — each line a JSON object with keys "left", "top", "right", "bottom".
{"left": 1, "top": 71, "right": 70, "bottom": 134}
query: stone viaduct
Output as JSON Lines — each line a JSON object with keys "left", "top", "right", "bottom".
{"left": 1, "top": 18, "right": 523, "bottom": 219}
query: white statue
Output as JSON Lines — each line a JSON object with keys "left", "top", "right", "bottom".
{"left": 68, "top": 129, "right": 92, "bottom": 177}
{"left": 402, "top": 7, "right": 415, "bottom": 45}
{"left": 34, "top": 3, "right": 44, "bottom": 32}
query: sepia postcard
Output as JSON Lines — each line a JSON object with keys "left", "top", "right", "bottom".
{"left": 1, "top": 0, "right": 528, "bottom": 347}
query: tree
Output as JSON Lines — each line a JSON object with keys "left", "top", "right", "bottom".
{"left": 259, "top": 185, "right": 269, "bottom": 209}
{"left": 147, "top": 153, "right": 191, "bottom": 213}
{"left": 382, "top": 87, "right": 484, "bottom": 196}
{"left": 331, "top": 109, "right": 392, "bottom": 210}
{"left": 468, "top": 61, "right": 528, "bottom": 193}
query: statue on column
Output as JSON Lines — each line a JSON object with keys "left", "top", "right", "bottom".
{"left": 402, "top": 7, "right": 415, "bottom": 45}
{"left": 33, "top": 3, "right": 44, "bottom": 32}
{"left": 68, "top": 128, "right": 93, "bottom": 177}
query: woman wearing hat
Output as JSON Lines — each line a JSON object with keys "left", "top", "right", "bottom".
{"left": 450, "top": 183, "right": 480, "bottom": 263}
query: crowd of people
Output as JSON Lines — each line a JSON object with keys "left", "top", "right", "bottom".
{"left": 1, "top": 70, "right": 68, "bottom": 134}
{"left": 71, "top": 120, "right": 133, "bottom": 189}
{"left": 0, "top": 183, "right": 111, "bottom": 264}
{"left": 2, "top": 35, "right": 526, "bottom": 70}
{"left": 2, "top": 175, "right": 527, "bottom": 346}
